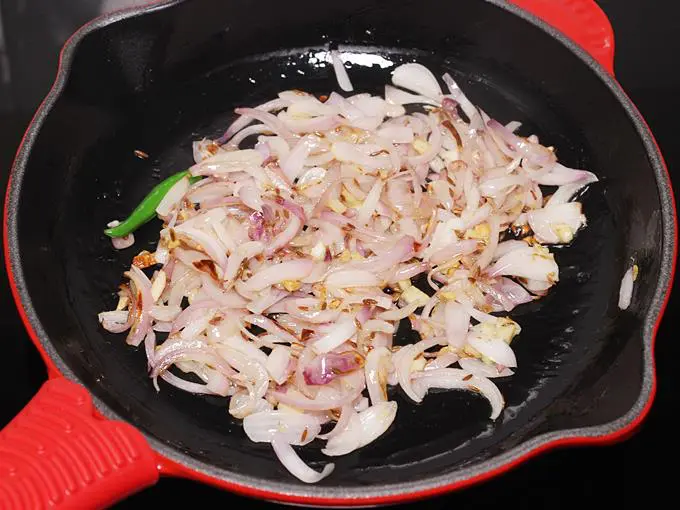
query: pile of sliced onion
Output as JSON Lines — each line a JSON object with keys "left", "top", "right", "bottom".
{"left": 99, "top": 57, "right": 598, "bottom": 483}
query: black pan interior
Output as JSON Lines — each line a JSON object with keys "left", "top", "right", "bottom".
{"left": 12, "top": 0, "right": 664, "bottom": 489}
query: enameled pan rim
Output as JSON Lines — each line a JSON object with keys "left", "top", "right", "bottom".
{"left": 4, "top": 0, "right": 676, "bottom": 504}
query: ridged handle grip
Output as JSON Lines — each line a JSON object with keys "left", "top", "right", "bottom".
{"left": 510, "top": 0, "right": 615, "bottom": 74}
{"left": 0, "top": 378, "right": 159, "bottom": 509}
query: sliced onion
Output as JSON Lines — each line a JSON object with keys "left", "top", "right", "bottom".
{"left": 150, "top": 304, "right": 182, "bottom": 322}
{"left": 218, "top": 99, "right": 291, "bottom": 144}
{"left": 265, "top": 214, "right": 303, "bottom": 256}
{"left": 476, "top": 215, "right": 501, "bottom": 270}
{"left": 230, "top": 107, "right": 294, "bottom": 140}
{"left": 377, "top": 125, "right": 414, "bottom": 144}
{"left": 192, "top": 138, "right": 219, "bottom": 163}
{"left": 527, "top": 202, "right": 586, "bottom": 244}
{"left": 244, "top": 410, "right": 320, "bottom": 445}
{"left": 428, "top": 239, "right": 479, "bottom": 265}
{"left": 272, "top": 437, "right": 334, "bottom": 483}
{"left": 411, "top": 369, "right": 504, "bottom": 419}
{"left": 493, "top": 240, "right": 529, "bottom": 261}
{"left": 546, "top": 171, "right": 599, "bottom": 207}
{"left": 247, "top": 288, "right": 288, "bottom": 314}
{"left": 279, "top": 111, "right": 342, "bottom": 134}
{"left": 408, "top": 114, "right": 442, "bottom": 166}
{"left": 112, "top": 233, "right": 135, "bottom": 250}
{"left": 304, "top": 351, "right": 364, "bottom": 385}
{"left": 244, "top": 259, "right": 314, "bottom": 292}
{"left": 387, "top": 261, "right": 429, "bottom": 283}
{"left": 365, "top": 346, "right": 391, "bottom": 405}
{"left": 156, "top": 176, "right": 190, "bottom": 216}
{"left": 280, "top": 135, "right": 319, "bottom": 182}
{"left": 393, "top": 342, "right": 433, "bottom": 403}
{"left": 325, "top": 269, "right": 382, "bottom": 288}
{"left": 237, "top": 181, "right": 264, "bottom": 212}
{"left": 458, "top": 357, "right": 514, "bottom": 378}
{"left": 392, "top": 63, "right": 442, "bottom": 99}
{"left": 355, "top": 179, "right": 384, "bottom": 226}
{"left": 384, "top": 85, "right": 440, "bottom": 107}
{"left": 272, "top": 384, "right": 362, "bottom": 411}
{"left": 331, "top": 141, "right": 390, "bottom": 169}
{"left": 312, "top": 317, "right": 357, "bottom": 354}
{"left": 190, "top": 148, "right": 265, "bottom": 177}
{"left": 125, "top": 265, "right": 154, "bottom": 346}
{"left": 159, "top": 371, "right": 219, "bottom": 395}
{"left": 467, "top": 336, "right": 518, "bottom": 368}
{"left": 444, "top": 301, "right": 470, "bottom": 348}
{"left": 377, "top": 301, "right": 420, "bottom": 321}
{"left": 486, "top": 245, "right": 559, "bottom": 283}
{"left": 322, "top": 401, "right": 397, "bottom": 456}
{"left": 425, "top": 351, "right": 460, "bottom": 371}
{"left": 318, "top": 403, "right": 353, "bottom": 440}
{"left": 330, "top": 50, "right": 353, "bottom": 92}
{"left": 532, "top": 163, "right": 594, "bottom": 186}
{"left": 618, "top": 264, "right": 636, "bottom": 310}
{"left": 441, "top": 73, "right": 477, "bottom": 121}
{"left": 486, "top": 119, "right": 553, "bottom": 166}
{"left": 174, "top": 226, "right": 228, "bottom": 270}
{"left": 266, "top": 346, "right": 292, "bottom": 385}
{"left": 236, "top": 127, "right": 279, "bottom": 154}
{"left": 243, "top": 314, "right": 299, "bottom": 345}
{"left": 483, "top": 277, "right": 534, "bottom": 311}
{"left": 349, "top": 236, "right": 415, "bottom": 274}
{"left": 98, "top": 310, "right": 131, "bottom": 333}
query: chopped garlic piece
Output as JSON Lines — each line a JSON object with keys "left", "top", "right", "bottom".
{"left": 429, "top": 156, "right": 445, "bottom": 172}
{"left": 401, "top": 286, "right": 429, "bottom": 307}
{"left": 311, "top": 241, "right": 327, "bottom": 261}
{"left": 411, "top": 355, "right": 426, "bottom": 372}
{"left": 328, "top": 198, "right": 347, "bottom": 214}
{"left": 150, "top": 271, "right": 167, "bottom": 302}
{"left": 440, "top": 291, "right": 457, "bottom": 301}
{"left": 186, "top": 287, "right": 199, "bottom": 304}
{"left": 397, "top": 279, "right": 412, "bottom": 292}
{"left": 282, "top": 280, "right": 302, "bottom": 292}
{"left": 632, "top": 264, "right": 639, "bottom": 280}
{"left": 277, "top": 403, "right": 303, "bottom": 414}
{"left": 413, "top": 138, "right": 430, "bottom": 154}
{"left": 463, "top": 345, "right": 481, "bottom": 358}
{"left": 481, "top": 355, "right": 495, "bottom": 366}
{"left": 553, "top": 224, "right": 575, "bottom": 243}
{"left": 474, "top": 318, "right": 521, "bottom": 344}
{"left": 116, "top": 295, "right": 129, "bottom": 311}
{"left": 341, "top": 187, "right": 362, "bottom": 208}
{"left": 464, "top": 222, "right": 491, "bottom": 242}
{"left": 440, "top": 149, "right": 459, "bottom": 163}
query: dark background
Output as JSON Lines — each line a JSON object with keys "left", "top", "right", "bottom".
{"left": 0, "top": 1, "right": 677, "bottom": 508}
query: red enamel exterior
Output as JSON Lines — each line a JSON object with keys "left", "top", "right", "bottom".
{"left": 0, "top": 379, "right": 159, "bottom": 509}
{"left": 511, "top": 0, "right": 615, "bottom": 75}
{"left": 1, "top": 0, "right": 675, "bottom": 507}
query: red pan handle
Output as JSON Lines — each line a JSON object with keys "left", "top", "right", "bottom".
{"left": 510, "top": 0, "right": 615, "bottom": 74}
{"left": 0, "top": 378, "right": 159, "bottom": 508}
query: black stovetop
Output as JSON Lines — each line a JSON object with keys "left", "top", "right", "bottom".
{"left": 0, "top": 1, "right": 677, "bottom": 508}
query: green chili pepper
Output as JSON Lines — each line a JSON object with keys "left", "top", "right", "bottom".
{"left": 104, "top": 170, "right": 202, "bottom": 238}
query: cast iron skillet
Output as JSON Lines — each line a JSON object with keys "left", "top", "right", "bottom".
{"left": 1, "top": 0, "right": 677, "bottom": 507}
